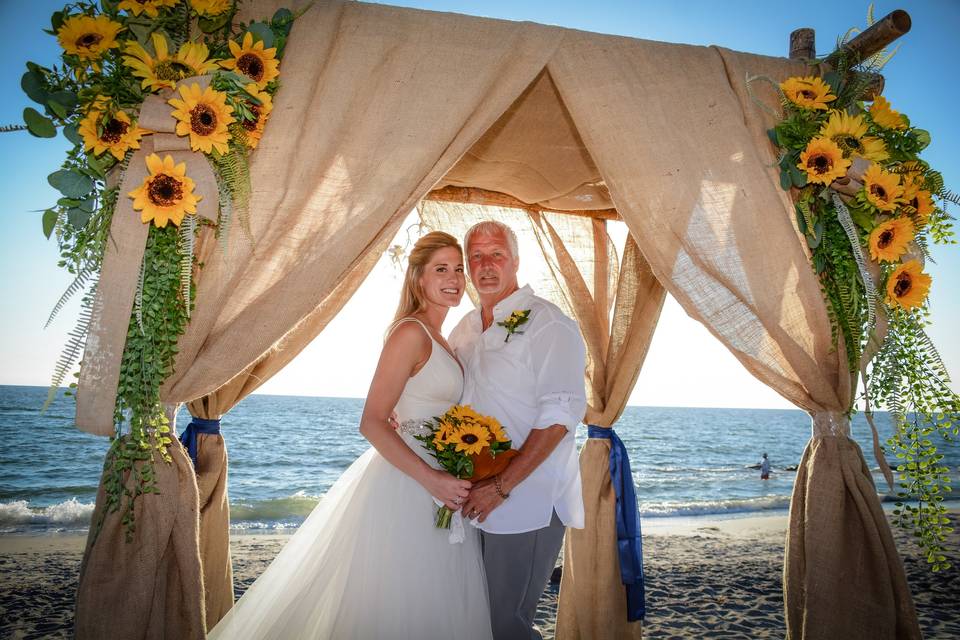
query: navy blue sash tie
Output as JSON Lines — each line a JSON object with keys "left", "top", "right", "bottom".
{"left": 179, "top": 416, "right": 221, "bottom": 469}
{"left": 588, "top": 424, "right": 645, "bottom": 621}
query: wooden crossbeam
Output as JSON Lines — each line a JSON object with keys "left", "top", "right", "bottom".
{"left": 424, "top": 186, "right": 621, "bottom": 221}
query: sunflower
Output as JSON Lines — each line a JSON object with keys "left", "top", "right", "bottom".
{"left": 56, "top": 15, "right": 123, "bottom": 68}
{"left": 117, "top": 0, "right": 180, "bottom": 18}
{"left": 487, "top": 419, "right": 510, "bottom": 444}
{"left": 168, "top": 83, "right": 235, "bottom": 154}
{"left": 819, "top": 111, "right": 888, "bottom": 162}
{"left": 868, "top": 95, "right": 907, "bottom": 130}
{"left": 78, "top": 107, "right": 148, "bottom": 161}
{"left": 446, "top": 405, "right": 483, "bottom": 425}
{"left": 885, "top": 260, "right": 931, "bottom": 310}
{"left": 237, "top": 83, "right": 273, "bottom": 149}
{"left": 128, "top": 153, "right": 201, "bottom": 227}
{"left": 902, "top": 183, "right": 936, "bottom": 225}
{"left": 189, "top": 0, "right": 232, "bottom": 16}
{"left": 862, "top": 163, "right": 903, "bottom": 212}
{"left": 448, "top": 424, "right": 492, "bottom": 456}
{"left": 123, "top": 33, "right": 219, "bottom": 92}
{"left": 780, "top": 76, "right": 837, "bottom": 111}
{"left": 868, "top": 217, "right": 914, "bottom": 263}
{"left": 797, "top": 137, "right": 851, "bottom": 185}
{"left": 220, "top": 31, "right": 280, "bottom": 89}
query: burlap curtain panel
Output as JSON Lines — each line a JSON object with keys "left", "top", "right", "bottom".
{"left": 547, "top": 33, "right": 920, "bottom": 639}
{"left": 72, "top": 2, "right": 922, "bottom": 638}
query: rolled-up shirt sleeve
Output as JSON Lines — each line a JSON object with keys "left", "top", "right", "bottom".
{"left": 529, "top": 320, "right": 587, "bottom": 430}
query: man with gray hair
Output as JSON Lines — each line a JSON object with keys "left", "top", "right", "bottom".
{"left": 451, "top": 220, "right": 587, "bottom": 639}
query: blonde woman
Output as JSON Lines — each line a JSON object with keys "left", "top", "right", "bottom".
{"left": 209, "top": 232, "right": 493, "bottom": 640}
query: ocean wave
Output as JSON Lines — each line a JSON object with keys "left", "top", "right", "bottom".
{"left": 229, "top": 491, "right": 321, "bottom": 522}
{"left": 0, "top": 498, "right": 94, "bottom": 528}
{"left": 640, "top": 495, "right": 793, "bottom": 517}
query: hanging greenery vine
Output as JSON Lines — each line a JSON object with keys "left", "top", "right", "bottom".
{"left": 756, "top": 7, "right": 957, "bottom": 570}
{"left": 9, "top": 0, "right": 305, "bottom": 542}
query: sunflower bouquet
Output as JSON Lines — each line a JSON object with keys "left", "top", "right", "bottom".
{"left": 411, "top": 405, "right": 517, "bottom": 529}
{"left": 758, "top": 25, "right": 958, "bottom": 570}
{"left": 11, "top": 0, "right": 304, "bottom": 542}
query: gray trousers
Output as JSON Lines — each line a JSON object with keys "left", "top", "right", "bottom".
{"left": 481, "top": 511, "right": 565, "bottom": 640}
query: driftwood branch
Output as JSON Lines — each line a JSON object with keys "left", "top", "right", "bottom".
{"left": 827, "top": 9, "right": 911, "bottom": 65}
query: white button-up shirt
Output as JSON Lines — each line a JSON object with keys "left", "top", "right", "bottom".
{"left": 449, "top": 285, "right": 587, "bottom": 534}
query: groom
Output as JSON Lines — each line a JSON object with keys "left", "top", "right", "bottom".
{"left": 452, "top": 220, "right": 587, "bottom": 640}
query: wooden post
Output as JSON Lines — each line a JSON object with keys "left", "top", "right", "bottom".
{"left": 790, "top": 28, "right": 815, "bottom": 60}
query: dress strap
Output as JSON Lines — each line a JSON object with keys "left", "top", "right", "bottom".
{"left": 386, "top": 316, "right": 433, "bottom": 342}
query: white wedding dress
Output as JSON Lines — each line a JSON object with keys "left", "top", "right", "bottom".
{"left": 209, "top": 319, "right": 493, "bottom": 640}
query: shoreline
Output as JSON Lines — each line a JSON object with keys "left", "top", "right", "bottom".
{"left": 2, "top": 509, "right": 958, "bottom": 639}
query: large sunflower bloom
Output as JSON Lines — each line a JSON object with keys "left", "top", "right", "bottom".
{"left": 780, "top": 76, "right": 836, "bottom": 111}
{"left": 168, "top": 83, "right": 235, "bottom": 154}
{"left": 449, "top": 424, "right": 492, "bottom": 456}
{"left": 128, "top": 153, "right": 201, "bottom": 227}
{"left": 237, "top": 83, "right": 273, "bottom": 149}
{"left": 189, "top": 0, "right": 232, "bottom": 16}
{"left": 868, "top": 217, "right": 914, "bottom": 263}
{"left": 862, "top": 163, "right": 903, "bottom": 212}
{"left": 124, "top": 33, "right": 219, "bottom": 92}
{"left": 78, "top": 107, "right": 149, "bottom": 161}
{"left": 868, "top": 95, "right": 907, "bottom": 130}
{"left": 220, "top": 32, "right": 280, "bottom": 89}
{"left": 886, "top": 260, "right": 931, "bottom": 310}
{"left": 56, "top": 15, "right": 123, "bottom": 68}
{"left": 117, "top": 0, "right": 180, "bottom": 17}
{"left": 798, "top": 137, "right": 850, "bottom": 185}
{"left": 820, "top": 111, "right": 888, "bottom": 162}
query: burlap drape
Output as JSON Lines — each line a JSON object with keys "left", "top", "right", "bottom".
{"left": 75, "top": 2, "right": 569, "bottom": 637}
{"left": 73, "top": 2, "right": 922, "bottom": 638}
{"left": 546, "top": 33, "right": 920, "bottom": 639}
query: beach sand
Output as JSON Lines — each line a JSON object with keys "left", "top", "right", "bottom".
{"left": 2, "top": 511, "right": 958, "bottom": 639}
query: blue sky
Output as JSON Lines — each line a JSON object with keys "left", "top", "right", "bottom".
{"left": 1, "top": 0, "right": 958, "bottom": 408}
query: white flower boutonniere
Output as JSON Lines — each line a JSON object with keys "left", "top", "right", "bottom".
{"left": 497, "top": 309, "right": 531, "bottom": 343}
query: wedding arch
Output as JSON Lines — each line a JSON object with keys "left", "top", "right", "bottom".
{"left": 58, "top": 1, "right": 928, "bottom": 638}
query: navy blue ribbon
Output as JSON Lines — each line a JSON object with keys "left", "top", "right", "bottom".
{"left": 179, "top": 416, "right": 221, "bottom": 469}
{"left": 588, "top": 424, "right": 645, "bottom": 621}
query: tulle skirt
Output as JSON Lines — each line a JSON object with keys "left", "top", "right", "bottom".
{"left": 208, "top": 448, "right": 493, "bottom": 640}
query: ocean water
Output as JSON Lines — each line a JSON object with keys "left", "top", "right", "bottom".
{"left": 1, "top": 384, "right": 958, "bottom": 533}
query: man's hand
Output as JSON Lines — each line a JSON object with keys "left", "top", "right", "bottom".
{"left": 462, "top": 478, "right": 504, "bottom": 523}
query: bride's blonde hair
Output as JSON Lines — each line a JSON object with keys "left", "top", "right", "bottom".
{"left": 393, "top": 231, "right": 463, "bottom": 322}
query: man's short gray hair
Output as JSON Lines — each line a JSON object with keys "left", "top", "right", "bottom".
{"left": 463, "top": 220, "right": 519, "bottom": 259}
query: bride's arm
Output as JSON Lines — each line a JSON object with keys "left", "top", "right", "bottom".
{"left": 359, "top": 322, "right": 471, "bottom": 510}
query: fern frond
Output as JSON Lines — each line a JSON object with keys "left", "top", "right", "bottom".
{"left": 135, "top": 256, "right": 145, "bottom": 335}
{"left": 42, "top": 292, "right": 94, "bottom": 412}
{"left": 45, "top": 268, "right": 93, "bottom": 328}
{"left": 178, "top": 214, "right": 196, "bottom": 317}
{"left": 0, "top": 124, "right": 29, "bottom": 133}
{"left": 744, "top": 73, "right": 783, "bottom": 119}
{"left": 213, "top": 140, "right": 252, "bottom": 243}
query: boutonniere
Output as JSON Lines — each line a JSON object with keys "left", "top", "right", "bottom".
{"left": 497, "top": 309, "right": 531, "bottom": 343}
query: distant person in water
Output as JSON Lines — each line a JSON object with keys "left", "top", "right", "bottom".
{"left": 760, "top": 453, "right": 771, "bottom": 480}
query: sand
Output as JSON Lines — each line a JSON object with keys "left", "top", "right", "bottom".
{"left": 1, "top": 511, "right": 958, "bottom": 639}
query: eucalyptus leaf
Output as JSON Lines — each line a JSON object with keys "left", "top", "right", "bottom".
{"left": 198, "top": 11, "right": 232, "bottom": 33}
{"left": 79, "top": 196, "right": 97, "bottom": 213}
{"left": 48, "top": 169, "right": 94, "bottom": 198}
{"left": 822, "top": 70, "right": 842, "bottom": 94}
{"left": 42, "top": 209, "right": 58, "bottom": 239}
{"left": 247, "top": 22, "right": 275, "bottom": 49}
{"left": 47, "top": 99, "right": 68, "bottom": 120}
{"left": 86, "top": 152, "right": 108, "bottom": 179}
{"left": 51, "top": 11, "right": 64, "bottom": 33}
{"left": 49, "top": 90, "right": 78, "bottom": 111}
{"left": 767, "top": 128, "right": 778, "bottom": 146}
{"left": 63, "top": 123, "right": 82, "bottom": 146}
{"left": 127, "top": 22, "right": 154, "bottom": 46}
{"left": 23, "top": 108, "right": 56, "bottom": 138}
{"left": 67, "top": 207, "right": 91, "bottom": 229}
{"left": 272, "top": 8, "right": 294, "bottom": 33}
{"left": 789, "top": 164, "right": 808, "bottom": 188}
{"left": 21, "top": 71, "right": 47, "bottom": 105}
{"left": 913, "top": 129, "right": 931, "bottom": 151}
{"left": 780, "top": 169, "right": 792, "bottom": 191}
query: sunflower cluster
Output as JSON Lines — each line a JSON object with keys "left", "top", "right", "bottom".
{"left": 774, "top": 74, "right": 945, "bottom": 314}
{"left": 19, "top": 0, "right": 299, "bottom": 544}
{"left": 766, "top": 43, "right": 958, "bottom": 572}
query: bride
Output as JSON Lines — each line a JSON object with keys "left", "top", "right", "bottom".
{"left": 208, "top": 231, "right": 493, "bottom": 639}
